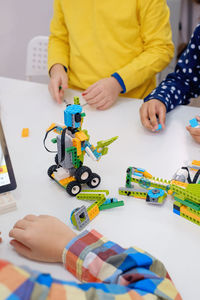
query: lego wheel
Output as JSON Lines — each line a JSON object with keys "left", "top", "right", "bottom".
{"left": 66, "top": 181, "right": 81, "bottom": 196}
{"left": 47, "top": 165, "right": 57, "bottom": 179}
{"left": 87, "top": 173, "right": 101, "bottom": 188}
{"left": 75, "top": 166, "right": 92, "bottom": 183}
{"left": 55, "top": 154, "right": 59, "bottom": 165}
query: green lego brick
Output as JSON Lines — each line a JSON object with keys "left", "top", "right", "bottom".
{"left": 66, "top": 146, "right": 81, "bottom": 168}
{"left": 188, "top": 207, "right": 200, "bottom": 216}
{"left": 180, "top": 212, "right": 200, "bottom": 226}
{"left": 119, "top": 187, "right": 147, "bottom": 198}
{"left": 125, "top": 167, "right": 132, "bottom": 188}
{"left": 81, "top": 190, "right": 109, "bottom": 195}
{"left": 174, "top": 196, "right": 200, "bottom": 211}
{"left": 99, "top": 201, "right": 124, "bottom": 210}
{"left": 74, "top": 96, "right": 80, "bottom": 105}
{"left": 173, "top": 201, "right": 182, "bottom": 208}
{"left": 51, "top": 138, "right": 57, "bottom": 143}
{"left": 131, "top": 177, "right": 170, "bottom": 192}
{"left": 77, "top": 193, "right": 105, "bottom": 201}
{"left": 171, "top": 183, "right": 200, "bottom": 204}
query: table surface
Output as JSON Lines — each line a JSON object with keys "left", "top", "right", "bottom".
{"left": 0, "top": 77, "right": 200, "bottom": 299}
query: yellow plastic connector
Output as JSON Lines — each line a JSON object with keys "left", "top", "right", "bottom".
{"left": 21, "top": 128, "right": 29, "bottom": 137}
{"left": 88, "top": 204, "right": 99, "bottom": 220}
{"left": 72, "top": 138, "right": 82, "bottom": 156}
{"left": 192, "top": 160, "right": 200, "bottom": 167}
{"left": 75, "top": 131, "right": 88, "bottom": 142}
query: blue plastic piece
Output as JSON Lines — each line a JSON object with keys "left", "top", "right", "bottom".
{"left": 64, "top": 105, "right": 82, "bottom": 128}
{"left": 173, "top": 208, "right": 180, "bottom": 216}
{"left": 147, "top": 188, "right": 164, "bottom": 199}
{"left": 155, "top": 124, "right": 162, "bottom": 131}
{"left": 189, "top": 118, "right": 199, "bottom": 128}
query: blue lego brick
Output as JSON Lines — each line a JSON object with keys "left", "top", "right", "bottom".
{"left": 133, "top": 172, "right": 143, "bottom": 177}
{"left": 189, "top": 118, "right": 199, "bottom": 128}
{"left": 64, "top": 105, "right": 82, "bottom": 127}
{"left": 155, "top": 124, "right": 162, "bottom": 131}
{"left": 173, "top": 208, "right": 180, "bottom": 216}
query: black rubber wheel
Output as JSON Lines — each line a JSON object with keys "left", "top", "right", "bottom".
{"left": 47, "top": 165, "right": 57, "bottom": 179}
{"left": 87, "top": 173, "right": 101, "bottom": 188}
{"left": 66, "top": 181, "right": 81, "bottom": 196}
{"left": 75, "top": 166, "right": 92, "bottom": 183}
{"left": 55, "top": 154, "right": 59, "bottom": 165}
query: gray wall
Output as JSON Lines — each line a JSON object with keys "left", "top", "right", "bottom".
{"left": 0, "top": 0, "right": 53, "bottom": 80}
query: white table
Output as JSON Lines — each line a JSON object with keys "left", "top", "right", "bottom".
{"left": 0, "top": 77, "right": 200, "bottom": 299}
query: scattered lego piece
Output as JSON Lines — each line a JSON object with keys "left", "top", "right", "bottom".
{"left": 155, "top": 124, "right": 162, "bottom": 131}
{"left": 189, "top": 118, "right": 200, "bottom": 128}
{"left": 0, "top": 193, "right": 16, "bottom": 215}
{"left": 21, "top": 128, "right": 29, "bottom": 137}
{"left": 71, "top": 190, "right": 124, "bottom": 230}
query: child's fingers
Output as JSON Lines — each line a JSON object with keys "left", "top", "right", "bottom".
{"left": 10, "top": 240, "right": 31, "bottom": 258}
{"left": 83, "top": 82, "right": 98, "bottom": 95}
{"left": 83, "top": 87, "right": 102, "bottom": 101}
{"left": 61, "top": 74, "right": 68, "bottom": 90}
{"left": 148, "top": 105, "right": 158, "bottom": 131}
{"left": 13, "top": 219, "right": 31, "bottom": 230}
{"left": 86, "top": 93, "right": 103, "bottom": 105}
{"left": 50, "top": 79, "right": 62, "bottom": 103}
{"left": 24, "top": 214, "right": 37, "bottom": 222}
{"left": 157, "top": 107, "right": 166, "bottom": 129}
{"left": 140, "top": 104, "right": 154, "bottom": 131}
{"left": 9, "top": 228, "right": 30, "bottom": 246}
{"left": 186, "top": 126, "right": 200, "bottom": 136}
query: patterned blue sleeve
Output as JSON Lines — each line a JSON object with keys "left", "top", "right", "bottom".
{"left": 144, "top": 24, "right": 200, "bottom": 113}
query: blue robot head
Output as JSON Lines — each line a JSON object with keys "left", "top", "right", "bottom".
{"left": 64, "top": 104, "right": 83, "bottom": 130}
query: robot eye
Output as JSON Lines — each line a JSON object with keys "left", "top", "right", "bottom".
{"left": 75, "top": 113, "right": 81, "bottom": 122}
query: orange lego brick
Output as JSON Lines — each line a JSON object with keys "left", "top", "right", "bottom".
{"left": 72, "top": 138, "right": 82, "bottom": 156}
{"left": 180, "top": 205, "right": 200, "bottom": 222}
{"left": 21, "top": 128, "right": 29, "bottom": 137}
{"left": 88, "top": 204, "right": 99, "bottom": 221}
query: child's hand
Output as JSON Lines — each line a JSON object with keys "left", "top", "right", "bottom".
{"left": 48, "top": 64, "right": 68, "bottom": 104}
{"left": 82, "top": 77, "right": 122, "bottom": 110}
{"left": 9, "top": 215, "right": 76, "bottom": 262}
{"left": 186, "top": 116, "right": 200, "bottom": 143}
{"left": 140, "top": 99, "right": 166, "bottom": 131}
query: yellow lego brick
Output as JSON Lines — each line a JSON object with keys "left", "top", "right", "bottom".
{"left": 88, "top": 204, "right": 99, "bottom": 221}
{"left": 46, "top": 123, "right": 56, "bottom": 132}
{"left": 143, "top": 171, "right": 152, "bottom": 179}
{"left": 171, "top": 180, "right": 188, "bottom": 188}
{"left": 59, "top": 177, "right": 75, "bottom": 186}
{"left": 21, "top": 128, "right": 29, "bottom": 137}
{"left": 75, "top": 131, "right": 88, "bottom": 142}
{"left": 192, "top": 160, "right": 200, "bottom": 167}
{"left": 180, "top": 205, "right": 200, "bottom": 222}
{"left": 72, "top": 138, "right": 82, "bottom": 156}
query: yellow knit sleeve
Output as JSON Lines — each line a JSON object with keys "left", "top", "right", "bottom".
{"left": 48, "top": 0, "right": 69, "bottom": 73}
{"left": 116, "top": 0, "right": 174, "bottom": 93}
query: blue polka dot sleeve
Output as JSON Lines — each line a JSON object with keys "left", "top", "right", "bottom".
{"left": 144, "top": 24, "right": 200, "bottom": 113}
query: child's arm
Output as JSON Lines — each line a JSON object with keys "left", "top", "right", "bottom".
{"left": 140, "top": 24, "right": 200, "bottom": 131}
{"left": 83, "top": 0, "right": 173, "bottom": 110}
{"left": 6, "top": 215, "right": 181, "bottom": 299}
{"left": 48, "top": 0, "right": 69, "bottom": 103}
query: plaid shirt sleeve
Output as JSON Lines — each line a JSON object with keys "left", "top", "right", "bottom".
{"left": 144, "top": 24, "right": 200, "bottom": 113}
{"left": 0, "top": 230, "right": 181, "bottom": 300}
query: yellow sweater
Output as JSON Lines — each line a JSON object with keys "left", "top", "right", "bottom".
{"left": 48, "top": 0, "right": 174, "bottom": 99}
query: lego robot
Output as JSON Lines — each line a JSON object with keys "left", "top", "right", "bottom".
{"left": 44, "top": 97, "right": 118, "bottom": 196}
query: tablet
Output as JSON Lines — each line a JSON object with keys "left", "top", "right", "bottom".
{"left": 0, "top": 120, "right": 16, "bottom": 193}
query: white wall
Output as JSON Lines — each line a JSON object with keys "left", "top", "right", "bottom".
{"left": 0, "top": 0, "right": 53, "bottom": 80}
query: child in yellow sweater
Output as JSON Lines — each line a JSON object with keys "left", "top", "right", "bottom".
{"left": 48, "top": 0, "right": 174, "bottom": 110}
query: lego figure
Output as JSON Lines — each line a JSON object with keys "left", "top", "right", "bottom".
{"left": 44, "top": 97, "right": 118, "bottom": 196}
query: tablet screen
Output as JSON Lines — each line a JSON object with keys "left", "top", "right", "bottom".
{"left": 0, "top": 120, "right": 16, "bottom": 193}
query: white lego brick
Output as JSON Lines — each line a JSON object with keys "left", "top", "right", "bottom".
{"left": 53, "top": 167, "right": 70, "bottom": 181}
